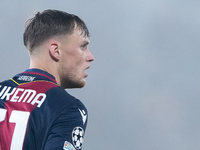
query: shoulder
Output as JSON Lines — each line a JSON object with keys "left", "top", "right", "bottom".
{"left": 0, "top": 79, "right": 16, "bottom": 87}
{"left": 43, "top": 86, "right": 87, "bottom": 114}
{"left": 46, "top": 86, "right": 81, "bottom": 105}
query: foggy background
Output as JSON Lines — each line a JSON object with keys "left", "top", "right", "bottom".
{"left": 1, "top": 0, "right": 200, "bottom": 149}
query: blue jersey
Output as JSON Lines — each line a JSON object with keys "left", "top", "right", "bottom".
{"left": 0, "top": 69, "right": 88, "bottom": 150}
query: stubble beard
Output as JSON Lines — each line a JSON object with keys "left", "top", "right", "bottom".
{"left": 60, "top": 70, "right": 86, "bottom": 89}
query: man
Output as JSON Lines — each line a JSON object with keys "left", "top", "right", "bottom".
{"left": 0, "top": 9, "right": 94, "bottom": 150}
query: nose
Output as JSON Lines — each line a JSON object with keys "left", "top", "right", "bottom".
{"left": 86, "top": 49, "right": 94, "bottom": 62}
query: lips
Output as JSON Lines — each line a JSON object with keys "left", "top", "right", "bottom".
{"left": 84, "top": 66, "right": 90, "bottom": 77}
{"left": 85, "top": 66, "right": 90, "bottom": 70}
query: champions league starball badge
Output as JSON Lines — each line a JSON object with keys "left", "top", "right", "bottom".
{"left": 72, "top": 127, "right": 85, "bottom": 149}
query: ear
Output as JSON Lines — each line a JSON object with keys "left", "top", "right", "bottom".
{"left": 49, "top": 41, "right": 60, "bottom": 61}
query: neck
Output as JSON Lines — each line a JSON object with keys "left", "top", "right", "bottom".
{"left": 29, "top": 57, "right": 61, "bottom": 86}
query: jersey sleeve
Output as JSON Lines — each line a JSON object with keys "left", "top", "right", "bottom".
{"left": 44, "top": 100, "right": 88, "bottom": 150}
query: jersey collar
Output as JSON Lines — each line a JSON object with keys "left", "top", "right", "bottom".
{"left": 23, "top": 68, "right": 57, "bottom": 84}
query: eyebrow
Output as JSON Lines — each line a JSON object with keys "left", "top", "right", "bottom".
{"left": 81, "top": 40, "right": 90, "bottom": 46}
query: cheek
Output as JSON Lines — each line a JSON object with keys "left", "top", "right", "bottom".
{"left": 60, "top": 51, "right": 85, "bottom": 72}
{"left": 74, "top": 55, "right": 85, "bottom": 68}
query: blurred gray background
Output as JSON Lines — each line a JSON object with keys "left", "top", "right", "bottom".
{"left": 1, "top": 0, "right": 200, "bottom": 149}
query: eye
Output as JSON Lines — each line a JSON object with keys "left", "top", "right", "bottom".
{"left": 81, "top": 44, "right": 88, "bottom": 51}
{"left": 80, "top": 41, "right": 89, "bottom": 51}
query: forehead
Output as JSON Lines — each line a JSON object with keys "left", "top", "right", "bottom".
{"left": 71, "top": 29, "right": 89, "bottom": 41}
{"left": 65, "top": 29, "right": 90, "bottom": 46}
{"left": 55, "top": 29, "right": 89, "bottom": 46}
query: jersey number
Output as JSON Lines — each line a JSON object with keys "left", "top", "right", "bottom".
{"left": 0, "top": 108, "right": 30, "bottom": 150}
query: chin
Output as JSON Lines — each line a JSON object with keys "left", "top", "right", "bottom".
{"left": 77, "top": 80, "right": 86, "bottom": 88}
{"left": 62, "top": 79, "right": 86, "bottom": 89}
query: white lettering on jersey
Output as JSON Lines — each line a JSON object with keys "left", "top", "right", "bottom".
{"left": 19, "top": 89, "right": 36, "bottom": 103}
{"left": 0, "top": 85, "right": 8, "bottom": 97}
{"left": 31, "top": 93, "right": 46, "bottom": 107}
{"left": 17, "top": 76, "right": 36, "bottom": 82}
{"left": 0, "top": 85, "right": 46, "bottom": 108}
{"left": 1, "top": 87, "right": 16, "bottom": 100}
{"left": 10, "top": 88, "right": 24, "bottom": 102}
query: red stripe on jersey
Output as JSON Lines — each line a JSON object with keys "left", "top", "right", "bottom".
{"left": 0, "top": 81, "right": 58, "bottom": 150}
{"left": 23, "top": 72, "right": 57, "bottom": 83}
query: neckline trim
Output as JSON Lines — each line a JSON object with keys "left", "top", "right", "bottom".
{"left": 23, "top": 68, "right": 57, "bottom": 84}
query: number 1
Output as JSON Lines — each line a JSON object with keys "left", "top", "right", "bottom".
{"left": 0, "top": 108, "right": 30, "bottom": 150}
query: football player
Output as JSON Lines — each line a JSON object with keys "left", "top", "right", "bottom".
{"left": 0, "top": 9, "right": 94, "bottom": 150}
